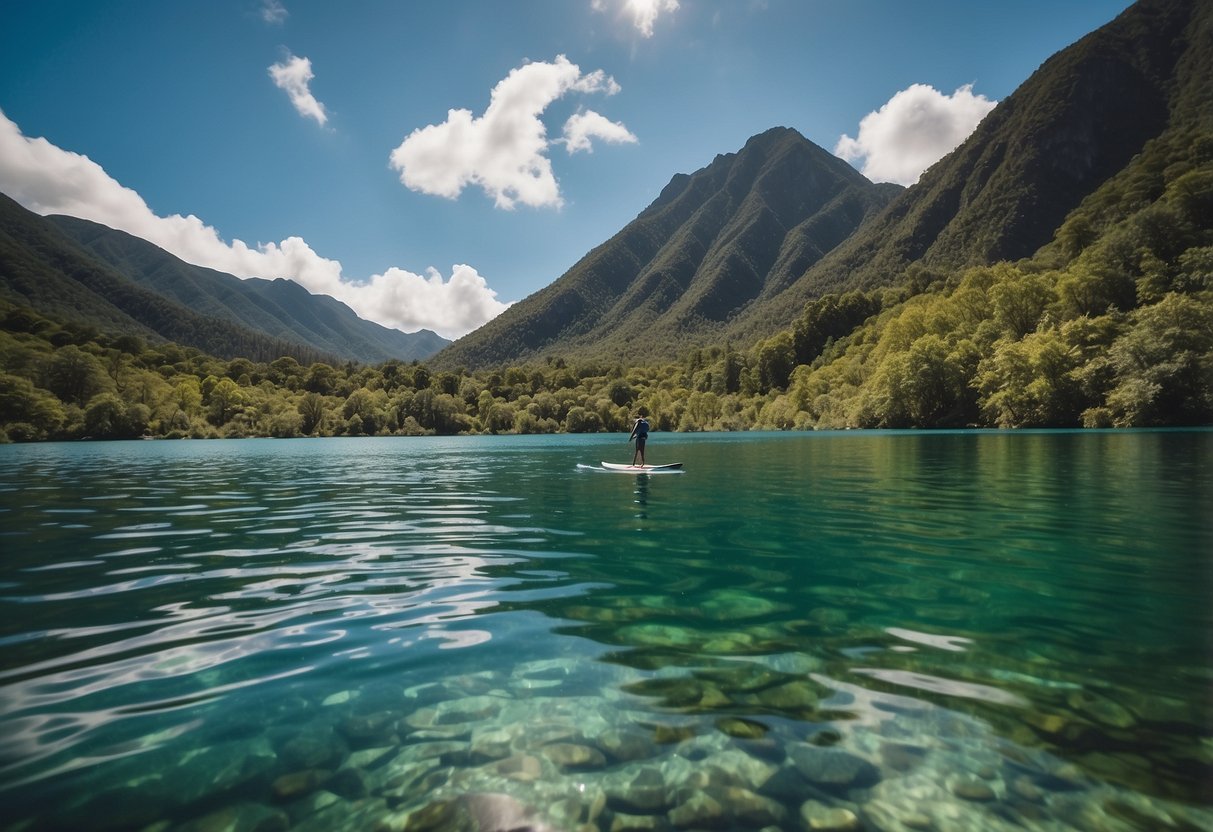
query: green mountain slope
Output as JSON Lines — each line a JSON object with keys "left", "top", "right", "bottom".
{"left": 435, "top": 127, "right": 899, "bottom": 369}
{"left": 728, "top": 0, "right": 1206, "bottom": 340}
{"left": 438, "top": 0, "right": 1204, "bottom": 369}
{"left": 0, "top": 194, "right": 334, "bottom": 364}
{"left": 48, "top": 215, "right": 448, "bottom": 363}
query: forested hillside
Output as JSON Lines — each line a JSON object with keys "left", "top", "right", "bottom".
{"left": 0, "top": 195, "right": 448, "bottom": 366}
{"left": 50, "top": 215, "right": 448, "bottom": 363}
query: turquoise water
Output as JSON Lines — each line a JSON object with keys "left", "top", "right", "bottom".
{"left": 0, "top": 431, "right": 1210, "bottom": 831}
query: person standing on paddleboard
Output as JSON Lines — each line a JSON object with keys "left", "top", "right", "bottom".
{"left": 629, "top": 413, "right": 650, "bottom": 467}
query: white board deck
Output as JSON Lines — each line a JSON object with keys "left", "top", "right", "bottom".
{"left": 600, "top": 461, "right": 684, "bottom": 472}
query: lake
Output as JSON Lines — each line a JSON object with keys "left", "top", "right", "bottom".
{"left": 0, "top": 431, "right": 1210, "bottom": 831}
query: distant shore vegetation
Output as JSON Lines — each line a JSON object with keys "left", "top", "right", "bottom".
{"left": 2, "top": 138, "right": 1211, "bottom": 441}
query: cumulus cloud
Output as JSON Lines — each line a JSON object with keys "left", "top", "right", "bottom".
{"left": 389, "top": 55, "right": 631, "bottom": 209}
{"left": 593, "top": 0, "right": 679, "bottom": 38}
{"left": 268, "top": 54, "right": 328, "bottom": 126}
{"left": 0, "top": 109, "right": 509, "bottom": 339}
{"left": 562, "top": 110, "right": 638, "bottom": 154}
{"left": 835, "top": 83, "right": 997, "bottom": 186}
{"left": 259, "top": 0, "right": 288, "bottom": 25}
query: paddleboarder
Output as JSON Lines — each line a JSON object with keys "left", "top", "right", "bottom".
{"left": 629, "top": 412, "right": 650, "bottom": 467}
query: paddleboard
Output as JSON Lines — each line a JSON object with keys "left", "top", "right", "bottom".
{"left": 600, "top": 461, "right": 683, "bottom": 472}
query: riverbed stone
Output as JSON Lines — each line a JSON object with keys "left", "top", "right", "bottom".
{"left": 700, "top": 589, "right": 781, "bottom": 620}
{"left": 652, "top": 723, "right": 696, "bottom": 744}
{"left": 322, "top": 690, "right": 357, "bottom": 707}
{"left": 799, "top": 800, "right": 860, "bottom": 832}
{"left": 340, "top": 711, "right": 400, "bottom": 745}
{"left": 542, "top": 742, "right": 607, "bottom": 770}
{"left": 347, "top": 745, "right": 396, "bottom": 770}
{"left": 790, "top": 745, "right": 880, "bottom": 792}
{"left": 435, "top": 695, "right": 503, "bottom": 725}
{"left": 667, "top": 792, "right": 724, "bottom": 828}
{"left": 279, "top": 728, "right": 344, "bottom": 770}
{"left": 951, "top": 777, "right": 996, "bottom": 802}
{"left": 610, "top": 812, "right": 664, "bottom": 832}
{"left": 717, "top": 786, "right": 785, "bottom": 827}
{"left": 327, "top": 766, "right": 369, "bottom": 799}
{"left": 176, "top": 801, "right": 289, "bottom": 832}
{"left": 1009, "top": 774, "right": 1043, "bottom": 803}
{"left": 757, "top": 681, "right": 820, "bottom": 711}
{"left": 469, "top": 727, "right": 516, "bottom": 762}
{"left": 489, "top": 753, "right": 543, "bottom": 782}
{"left": 599, "top": 729, "right": 656, "bottom": 762}
{"left": 272, "top": 768, "right": 330, "bottom": 800}
{"left": 603, "top": 765, "right": 670, "bottom": 813}
{"left": 716, "top": 717, "right": 769, "bottom": 739}
{"left": 879, "top": 742, "right": 926, "bottom": 772}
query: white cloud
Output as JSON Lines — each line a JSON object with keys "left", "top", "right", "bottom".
{"left": 389, "top": 55, "right": 631, "bottom": 209}
{"left": 562, "top": 110, "right": 638, "bottom": 154}
{"left": 268, "top": 54, "right": 328, "bottom": 127}
{"left": 593, "top": 0, "right": 680, "bottom": 38}
{"left": 0, "top": 109, "right": 509, "bottom": 340}
{"left": 259, "top": 0, "right": 288, "bottom": 25}
{"left": 835, "top": 83, "right": 997, "bottom": 186}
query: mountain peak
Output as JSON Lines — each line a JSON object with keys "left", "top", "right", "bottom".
{"left": 436, "top": 129, "right": 897, "bottom": 368}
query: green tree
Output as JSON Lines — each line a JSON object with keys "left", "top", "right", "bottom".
{"left": 43, "top": 345, "right": 110, "bottom": 405}
{"left": 206, "top": 377, "right": 246, "bottom": 426}
{"left": 297, "top": 392, "right": 328, "bottom": 435}
{"left": 0, "top": 373, "right": 66, "bottom": 439}
{"left": 990, "top": 273, "right": 1056, "bottom": 337}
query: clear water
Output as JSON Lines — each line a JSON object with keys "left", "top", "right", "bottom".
{"left": 0, "top": 431, "right": 1210, "bottom": 831}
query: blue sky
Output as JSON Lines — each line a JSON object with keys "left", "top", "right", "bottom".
{"left": 0, "top": 0, "right": 1133, "bottom": 339}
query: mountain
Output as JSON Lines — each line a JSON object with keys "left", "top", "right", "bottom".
{"left": 437, "top": 0, "right": 1206, "bottom": 368}
{"left": 0, "top": 193, "right": 334, "bottom": 363}
{"left": 435, "top": 127, "right": 900, "bottom": 369}
{"left": 47, "top": 215, "right": 449, "bottom": 364}
{"left": 0, "top": 194, "right": 449, "bottom": 364}
{"left": 728, "top": 0, "right": 1210, "bottom": 340}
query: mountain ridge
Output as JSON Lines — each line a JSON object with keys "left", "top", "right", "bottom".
{"left": 436, "top": 126, "right": 900, "bottom": 368}
{"left": 437, "top": 0, "right": 1205, "bottom": 368}
{"left": 48, "top": 215, "right": 449, "bottom": 364}
{"left": 0, "top": 194, "right": 449, "bottom": 364}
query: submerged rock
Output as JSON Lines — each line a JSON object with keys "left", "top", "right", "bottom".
{"left": 598, "top": 729, "right": 656, "bottom": 763}
{"left": 541, "top": 742, "right": 606, "bottom": 770}
{"left": 396, "top": 792, "right": 554, "bottom": 832}
{"left": 435, "top": 695, "right": 504, "bottom": 725}
{"left": 340, "top": 710, "right": 400, "bottom": 745}
{"left": 176, "top": 802, "right": 289, "bottom": 832}
{"left": 279, "top": 727, "right": 345, "bottom": 770}
{"left": 602, "top": 765, "right": 671, "bottom": 814}
{"left": 609, "top": 812, "right": 665, "bottom": 832}
{"left": 699, "top": 589, "right": 782, "bottom": 620}
{"left": 715, "top": 717, "right": 769, "bottom": 739}
{"left": 272, "top": 768, "right": 330, "bottom": 800}
{"left": 800, "top": 800, "right": 861, "bottom": 832}
{"left": 789, "top": 745, "right": 880, "bottom": 792}
{"left": 667, "top": 791, "right": 724, "bottom": 828}
{"left": 488, "top": 753, "right": 543, "bottom": 782}
{"left": 755, "top": 681, "right": 820, "bottom": 711}
{"left": 950, "top": 777, "right": 997, "bottom": 802}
